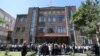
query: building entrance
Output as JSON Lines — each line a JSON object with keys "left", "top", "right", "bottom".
{"left": 35, "top": 37, "right": 70, "bottom": 44}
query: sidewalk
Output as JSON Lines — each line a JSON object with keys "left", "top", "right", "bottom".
{"left": 75, "top": 53, "right": 87, "bottom": 56}
{"left": 36, "top": 53, "right": 87, "bottom": 56}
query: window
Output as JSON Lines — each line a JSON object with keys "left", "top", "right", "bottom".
{"left": 14, "top": 39, "right": 18, "bottom": 44}
{"left": 88, "top": 39, "right": 92, "bottom": 44}
{"left": 0, "top": 12, "right": 4, "bottom": 18}
{"left": 3, "top": 31, "right": 7, "bottom": 36}
{"left": 31, "top": 23, "right": 36, "bottom": 28}
{"left": 47, "top": 28, "right": 54, "bottom": 33}
{"left": 48, "top": 16, "right": 56, "bottom": 22}
{"left": 2, "top": 24, "right": 6, "bottom": 28}
{"left": 0, "top": 31, "right": 3, "bottom": 35}
{"left": 31, "top": 10, "right": 36, "bottom": 24}
{"left": 22, "top": 27, "right": 25, "bottom": 32}
{"left": 29, "top": 27, "right": 35, "bottom": 35}
{"left": 68, "top": 7, "right": 73, "bottom": 19}
{"left": 16, "top": 27, "right": 20, "bottom": 32}
{"left": 70, "top": 24, "right": 74, "bottom": 30}
{"left": 47, "top": 26, "right": 55, "bottom": 33}
{"left": 18, "top": 18, "right": 24, "bottom": 22}
{"left": 57, "top": 15, "right": 64, "bottom": 22}
{"left": 32, "top": 16, "right": 35, "bottom": 24}
{"left": 39, "top": 16, "right": 45, "bottom": 22}
{"left": 20, "top": 39, "right": 23, "bottom": 44}
{"left": 57, "top": 26, "right": 66, "bottom": 33}
{"left": 30, "top": 27, "right": 35, "bottom": 32}
{"left": 38, "top": 26, "right": 45, "bottom": 33}
{"left": 29, "top": 31, "right": 33, "bottom": 35}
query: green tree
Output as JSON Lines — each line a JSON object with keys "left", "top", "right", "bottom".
{"left": 0, "top": 18, "right": 6, "bottom": 24}
{"left": 0, "top": 18, "right": 7, "bottom": 55}
{"left": 70, "top": 0, "right": 100, "bottom": 44}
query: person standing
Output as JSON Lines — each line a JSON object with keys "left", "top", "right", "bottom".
{"left": 21, "top": 41, "right": 28, "bottom": 56}
{"left": 48, "top": 43, "right": 52, "bottom": 55}
{"left": 37, "top": 43, "right": 42, "bottom": 56}
{"left": 40, "top": 43, "right": 49, "bottom": 56}
{"left": 93, "top": 44, "right": 99, "bottom": 56}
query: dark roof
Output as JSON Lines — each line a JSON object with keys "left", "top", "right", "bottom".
{"left": 17, "top": 14, "right": 27, "bottom": 18}
{"left": 42, "top": 6, "right": 65, "bottom": 9}
{"left": 29, "top": 6, "right": 76, "bottom": 10}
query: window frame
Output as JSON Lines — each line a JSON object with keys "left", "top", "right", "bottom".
{"left": 57, "top": 15, "right": 64, "bottom": 22}
{"left": 39, "top": 16, "right": 46, "bottom": 22}
{"left": 48, "top": 16, "right": 56, "bottom": 22}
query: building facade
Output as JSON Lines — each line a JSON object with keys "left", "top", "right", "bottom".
{"left": 12, "top": 14, "right": 28, "bottom": 44}
{"left": 12, "top": 6, "right": 76, "bottom": 44}
{"left": 0, "top": 8, "right": 15, "bottom": 43}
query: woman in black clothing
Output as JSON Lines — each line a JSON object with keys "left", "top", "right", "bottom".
{"left": 21, "top": 41, "right": 28, "bottom": 56}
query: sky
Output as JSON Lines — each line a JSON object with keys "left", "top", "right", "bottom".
{"left": 0, "top": 0, "right": 85, "bottom": 18}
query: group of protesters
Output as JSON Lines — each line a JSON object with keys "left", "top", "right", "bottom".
{"left": 33, "top": 43, "right": 92, "bottom": 55}
{"left": 0, "top": 42, "right": 100, "bottom": 56}
{"left": 30, "top": 43, "right": 100, "bottom": 56}
{"left": 0, "top": 44, "right": 22, "bottom": 51}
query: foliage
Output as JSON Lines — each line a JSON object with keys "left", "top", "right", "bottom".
{"left": 70, "top": 0, "right": 100, "bottom": 37}
{"left": 0, "top": 18, "right": 6, "bottom": 24}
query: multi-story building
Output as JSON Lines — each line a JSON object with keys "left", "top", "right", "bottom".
{"left": 12, "top": 6, "right": 76, "bottom": 44}
{"left": 0, "top": 8, "right": 15, "bottom": 43}
{"left": 12, "top": 14, "right": 27, "bottom": 44}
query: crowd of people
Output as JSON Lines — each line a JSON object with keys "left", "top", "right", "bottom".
{"left": 0, "top": 42, "right": 100, "bottom": 56}
{"left": 34, "top": 43, "right": 92, "bottom": 55}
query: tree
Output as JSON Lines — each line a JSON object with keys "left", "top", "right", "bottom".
{"left": 0, "top": 18, "right": 7, "bottom": 55}
{"left": 0, "top": 18, "right": 6, "bottom": 24}
{"left": 70, "top": 0, "right": 100, "bottom": 44}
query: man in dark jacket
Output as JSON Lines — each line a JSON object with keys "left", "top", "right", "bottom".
{"left": 21, "top": 41, "right": 28, "bottom": 56}
{"left": 40, "top": 43, "right": 49, "bottom": 56}
{"left": 93, "top": 44, "right": 99, "bottom": 56}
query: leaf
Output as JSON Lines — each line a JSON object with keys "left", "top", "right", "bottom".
{"left": 70, "top": 0, "right": 100, "bottom": 38}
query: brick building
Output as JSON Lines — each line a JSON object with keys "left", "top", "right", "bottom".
{"left": 12, "top": 6, "right": 76, "bottom": 44}
{"left": 0, "top": 8, "right": 15, "bottom": 43}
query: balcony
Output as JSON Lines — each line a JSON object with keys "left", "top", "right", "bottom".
{"left": 36, "top": 33, "right": 68, "bottom": 37}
